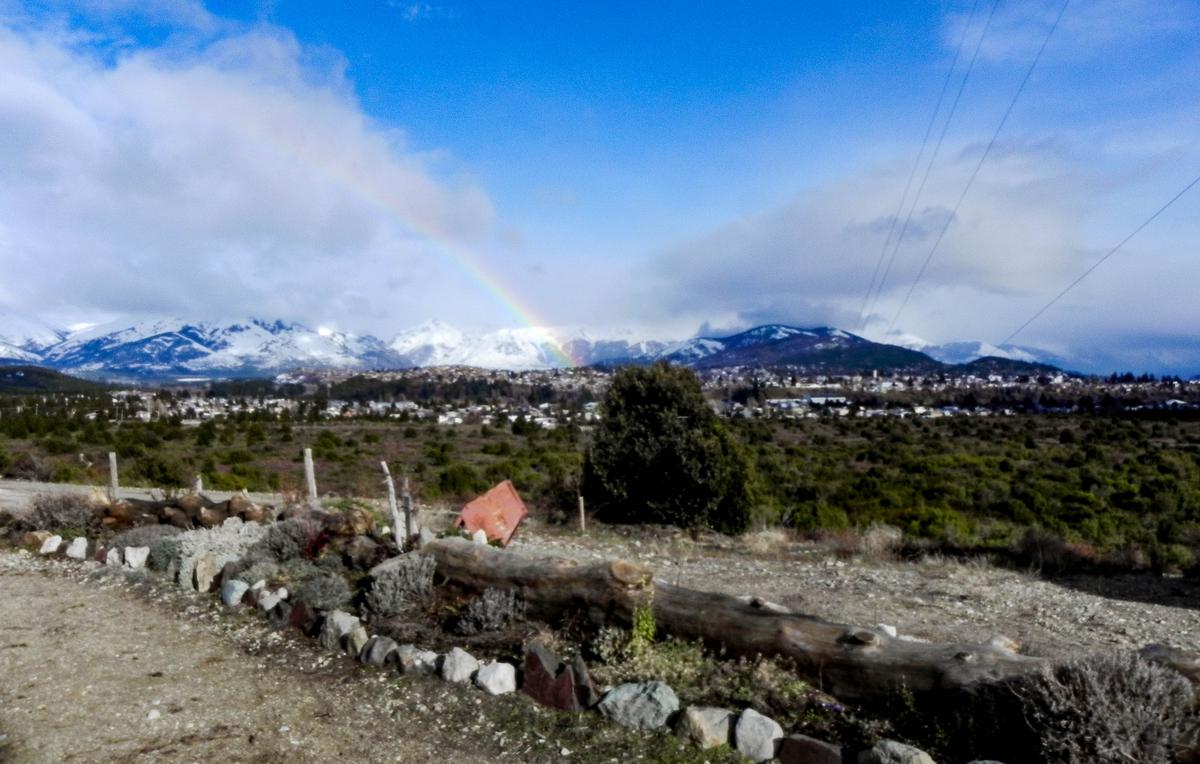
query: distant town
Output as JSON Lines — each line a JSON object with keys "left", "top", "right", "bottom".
{"left": 24, "top": 364, "right": 1187, "bottom": 433}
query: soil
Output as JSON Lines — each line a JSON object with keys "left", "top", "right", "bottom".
{"left": 0, "top": 551, "right": 730, "bottom": 764}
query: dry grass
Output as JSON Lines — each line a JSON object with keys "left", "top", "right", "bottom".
{"left": 736, "top": 528, "right": 794, "bottom": 556}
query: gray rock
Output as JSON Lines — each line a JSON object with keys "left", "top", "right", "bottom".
{"left": 65, "top": 537, "right": 89, "bottom": 560}
{"left": 778, "top": 734, "right": 843, "bottom": 764}
{"left": 858, "top": 740, "right": 938, "bottom": 764}
{"left": 474, "top": 661, "right": 517, "bottom": 695}
{"left": 359, "top": 635, "right": 400, "bottom": 667}
{"left": 221, "top": 579, "right": 250, "bottom": 607}
{"left": 418, "top": 527, "right": 436, "bottom": 548}
{"left": 192, "top": 553, "right": 220, "bottom": 593}
{"left": 441, "top": 646, "right": 480, "bottom": 683}
{"left": 318, "top": 610, "right": 362, "bottom": 652}
{"left": 346, "top": 625, "right": 369, "bottom": 656}
{"left": 39, "top": 535, "right": 63, "bottom": 555}
{"left": 735, "top": 708, "right": 783, "bottom": 762}
{"left": 123, "top": 546, "right": 150, "bottom": 569}
{"left": 597, "top": 681, "right": 679, "bottom": 730}
{"left": 964, "top": 761, "right": 1006, "bottom": 764}
{"left": 397, "top": 644, "right": 439, "bottom": 676}
{"left": 675, "top": 706, "right": 733, "bottom": 749}
{"left": 104, "top": 547, "right": 123, "bottom": 567}
{"left": 470, "top": 529, "right": 489, "bottom": 545}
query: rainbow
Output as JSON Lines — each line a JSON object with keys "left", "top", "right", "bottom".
{"left": 218, "top": 112, "right": 578, "bottom": 368}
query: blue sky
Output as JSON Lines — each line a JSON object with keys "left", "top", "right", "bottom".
{"left": 1, "top": 0, "right": 1198, "bottom": 373}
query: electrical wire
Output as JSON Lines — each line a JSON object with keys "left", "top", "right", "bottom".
{"left": 887, "top": 0, "right": 1071, "bottom": 335}
{"left": 998, "top": 171, "right": 1200, "bottom": 346}
{"left": 854, "top": 0, "right": 983, "bottom": 331}
{"left": 860, "top": 0, "right": 1001, "bottom": 330}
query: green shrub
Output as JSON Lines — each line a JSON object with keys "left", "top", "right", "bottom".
{"left": 583, "top": 362, "right": 755, "bottom": 533}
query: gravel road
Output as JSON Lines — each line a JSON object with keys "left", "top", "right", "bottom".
{"left": 0, "top": 479, "right": 282, "bottom": 515}
{"left": 510, "top": 526, "right": 1200, "bottom": 659}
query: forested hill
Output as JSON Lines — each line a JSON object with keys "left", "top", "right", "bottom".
{"left": 0, "top": 366, "right": 111, "bottom": 395}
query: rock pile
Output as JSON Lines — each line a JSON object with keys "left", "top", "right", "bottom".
{"left": 99, "top": 493, "right": 272, "bottom": 531}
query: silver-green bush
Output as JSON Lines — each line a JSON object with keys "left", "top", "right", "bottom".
{"left": 453, "top": 587, "right": 526, "bottom": 635}
{"left": 363, "top": 554, "right": 435, "bottom": 617}
{"left": 293, "top": 574, "right": 352, "bottom": 611}
{"left": 1015, "top": 651, "right": 1195, "bottom": 764}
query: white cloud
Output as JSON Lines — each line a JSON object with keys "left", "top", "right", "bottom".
{"left": 0, "top": 18, "right": 495, "bottom": 330}
{"left": 639, "top": 134, "right": 1200, "bottom": 373}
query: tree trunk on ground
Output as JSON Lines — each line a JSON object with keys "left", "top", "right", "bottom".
{"left": 423, "top": 538, "right": 1048, "bottom": 705}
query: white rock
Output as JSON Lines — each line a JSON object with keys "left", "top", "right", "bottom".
{"left": 105, "top": 548, "right": 123, "bottom": 567}
{"left": 474, "top": 662, "right": 517, "bottom": 695}
{"left": 124, "top": 546, "right": 150, "bottom": 569}
{"left": 877, "top": 624, "right": 899, "bottom": 638}
{"left": 470, "top": 529, "right": 489, "bottom": 546}
{"left": 397, "top": 644, "right": 439, "bottom": 675}
{"left": 65, "top": 537, "right": 89, "bottom": 560}
{"left": 258, "top": 588, "right": 286, "bottom": 612}
{"left": 39, "top": 535, "right": 63, "bottom": 555}
{"left": 147, "top": 709, "right": 161, "bottom": 721}
{"left": 250, "top": 579, "right": 267, "bottom": 592}
{"left": 441, "top": 646, "right": 480, "bottom": 682}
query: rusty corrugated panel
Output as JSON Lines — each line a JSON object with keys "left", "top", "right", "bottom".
{"left": 453, "top": 480, "right": 528, "bottom": 546}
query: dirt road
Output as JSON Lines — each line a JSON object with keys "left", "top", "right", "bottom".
{"left": 0, "top": 554, "right": 497, "bottom": 764}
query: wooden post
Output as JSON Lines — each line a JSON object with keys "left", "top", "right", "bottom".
{"left": 401, "top": 476, "right": 416, "bottom": 540}
{"left": 107, "top": 451, "right": 118, "bottom": 504}
{"left": 578, "top": 494, "right": 587, "bottom": 533}
{"left": 381, "top": 461, "right": 403, "bottom": 547}
{"left": 303, "top": 447, "right": 319, "bottom": 508}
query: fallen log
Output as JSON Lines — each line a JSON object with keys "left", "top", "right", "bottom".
{"left": 424, "top": 538, "right": 1048, "bottom": 705}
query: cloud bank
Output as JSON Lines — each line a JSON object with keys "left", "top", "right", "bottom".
{"left": 0, "top": 12, "right": 496, "bottom": 332}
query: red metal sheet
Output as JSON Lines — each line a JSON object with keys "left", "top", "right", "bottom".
{"left": 453, "top": 480, "right": 528, "bottom": 546}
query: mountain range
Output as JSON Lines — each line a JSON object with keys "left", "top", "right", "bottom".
{"left": 0, "top": 315, "right": 1064, "bottom": 380}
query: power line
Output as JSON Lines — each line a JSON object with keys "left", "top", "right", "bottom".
{"left": 854, "top": 0, "right": 983, "bottom": 331}
{"left": 859, "top": 0, "right": 1001, "bottom": 330}
{"left": 998, "top": 171, "right": 1200, "bottom": 346}
{"left": 887, "top": 0, "right": 1070, "bottom": 335}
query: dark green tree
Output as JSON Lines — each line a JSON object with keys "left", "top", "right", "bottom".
{"left": 583, "top": 362, "right": 755, "bottom": 533}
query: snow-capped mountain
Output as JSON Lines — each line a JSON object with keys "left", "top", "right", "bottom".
{"left": 660, "top": 325, "right": 854, "bottom": 366}
{"left": 912, "top": 340, "right": 1065, "bottom": 368}
{"left": 0, "top": 310, "right": 1070, "bottom": 378}
{"left": 0, "top": 310, "right": 66, "bottom": 359}
{"left": 40, "top": 318, "right": 399, "bottom": 377}
{"left": 388, "top": 323, "right": 668, "bottom": 371}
